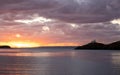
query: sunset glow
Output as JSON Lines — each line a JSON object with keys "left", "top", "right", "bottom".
{"left": 10, "top": 42, "right": 40, "bottom": 48}
{"left": 0, "top": 0, "right": 120, "bottom": 48}
{"left": 0, "top": 41, "right": 41, "bottom": 48}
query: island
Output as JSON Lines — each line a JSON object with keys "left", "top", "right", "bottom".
{"left": 0, "top": 46, "right": 11, "bottom": 49}
{"left": 75, "top": 40, "right": 120, "bottom": 50}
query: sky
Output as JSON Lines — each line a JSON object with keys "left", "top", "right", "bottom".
{"left": 0, "top": 0, "right": 120, "bottom": 47}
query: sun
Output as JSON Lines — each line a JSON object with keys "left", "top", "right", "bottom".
{"left": 16, "top": 34, "right": 21, "bottom": 38}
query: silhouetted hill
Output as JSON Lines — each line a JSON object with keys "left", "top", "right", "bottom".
{"left": 107, "top": 41, "right": 120, "bottom": 50}
{"left": 75, "top": 40, "right": 106, "bottom": 50}
{"left": 75, "top": 40, "right": 120, "bottom": 50}
{"left": 0, "top": 46, "right": 11, "bottom": 49}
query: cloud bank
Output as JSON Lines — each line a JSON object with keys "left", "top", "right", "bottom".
{"left": 0, "top": 0, "right": 120, "bottom": 45}
{"left": 0, "top": 0, "right": 120, "bottom": 23}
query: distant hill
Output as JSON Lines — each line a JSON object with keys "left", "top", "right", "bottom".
{"left": 0, "top": 46, "right": 11, "bottom": 49}
{"left": 75, "top": 40, "right": 120, "bottom": 50}
{"left": 107, "top": 41, "right": 120, "bottom": 50}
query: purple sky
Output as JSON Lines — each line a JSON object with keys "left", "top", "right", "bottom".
{"left": 0, "top": 0, "right": 120, "bottom": 46}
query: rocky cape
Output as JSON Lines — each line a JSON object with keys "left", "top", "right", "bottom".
{"left": 75, "top": 40, "right": 120, "bottom": 50}
{"left": 0, "top": 46, "right": 11, "bottom": 49}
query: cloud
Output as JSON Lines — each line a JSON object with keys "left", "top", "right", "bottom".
{"left": 0, "top": 0, "right": 120, "bottom": 45}
{"left": 111, "top": 19, "right": 120, "bottom": 25}
{"left": 0, "top": 0, "right": 120, "bottom": 23}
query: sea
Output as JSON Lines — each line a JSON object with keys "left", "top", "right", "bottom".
{"left": 0, "top": 47, "right": 120, "bottom": 75}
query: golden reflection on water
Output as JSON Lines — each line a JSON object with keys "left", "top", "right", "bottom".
{"left": 111, "top": 52, "right": 120, "bottom": 74}
{"left": 112, "top": 52, "right": 120, "bottom": 65}
{"left": 0, "top": 50, "right": 74, "bottom": 57}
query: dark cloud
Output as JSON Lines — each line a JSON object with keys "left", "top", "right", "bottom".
{"left": 0, "top": 0, "right": 58, "bottom": 10}
{"left": 0, "top": 0, "right": 119, "bottom": 23}
{"left": 0, "top": 0, "right": 120, "bottom": 23}
{"left": 45, "top": 0, "right": 120, "bottom": 23}
{"left": 0, "top": 0, "right": 25, "bottom": 5}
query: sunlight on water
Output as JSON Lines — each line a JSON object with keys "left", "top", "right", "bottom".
{"left": 112, "top": 52, "right": 120, "bottom": 64}
{"left": 112, "top": 52, "right": 120, "bottom": 75}
{"left": 0, "top": 50, "right": 75, "bottom": 57}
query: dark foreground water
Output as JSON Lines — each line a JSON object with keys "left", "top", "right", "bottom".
{"left": 0, "top": 47, "right": 120, "bottom": 75}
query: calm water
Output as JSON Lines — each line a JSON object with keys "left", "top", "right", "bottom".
{"left": 0, "top": 47, "right": 120, "bottom": 75}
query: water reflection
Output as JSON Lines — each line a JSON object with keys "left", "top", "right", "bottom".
{"left": 0, "top": 51, "right": 75, "bottom": 57}
{"left": 0, "top": 49, "right": 119, "bottom": 75}
{"left": 112, "top": 52, "right": 120, "bottom": 75}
